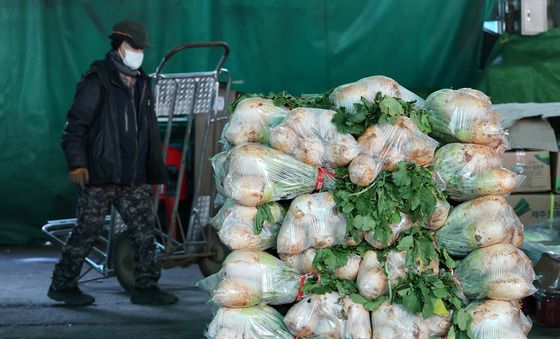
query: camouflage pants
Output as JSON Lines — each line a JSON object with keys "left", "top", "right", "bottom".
{"left": 51, "top": 185, "right": 160, "bottom": 289}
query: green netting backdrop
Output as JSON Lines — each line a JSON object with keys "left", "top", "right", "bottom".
{"left": 474, "top": 29, "right": 560, "bottom": 104}
{"left": 0, "top": 0, "right": 486, "bottom": 244}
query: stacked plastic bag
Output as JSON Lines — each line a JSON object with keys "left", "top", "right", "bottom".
{"left": 284, "top": 292, "right": 372, "bottom": 338}
{"left": 222, "top": 97, "right": 290, "bottom": 146}
{"left": 349, "top": 116, "right": 439, "bottom": 186}
{"left": 270, "top": 107, "right": 361, "bottom": 167}
{"left": 210, "top": 199, "right": 285, "bottom": 250}
{"left": 207, "top": 306, "right": 293, "bottom": 339}
{"left": 424, "top": 88, "right": 508, "bottom": 149}
{"left": 429, "top": 88, "right": 536, "bottom": 338}
{"left": 200, "top": 76, "right": 536, "bottom": 338}
{"left": 432, "top": 143, "right": 524, "bottom": 201}
{"left": 329, "top": 75, "right": 426, "bottom": 111}
{"left": 198, "top": 250, "right": 301, "bottom": 308}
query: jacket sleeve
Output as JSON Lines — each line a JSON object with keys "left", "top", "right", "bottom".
{"left": 60, "top": 73, "right": 102, "bottom": 171}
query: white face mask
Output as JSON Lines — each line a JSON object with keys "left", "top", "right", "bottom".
{"left": 121, "top": 47, "right": 144, "bottom": 70}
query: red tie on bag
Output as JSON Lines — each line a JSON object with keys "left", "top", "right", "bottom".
{"left": 295, "top": 275, "right": 307, "bottom": 301}
{"left": 295, "top": 274, "right": 321, "bottom": 301}
{"left": 293, "top": 274, "right": 321, "bottom": 339}
{"left": 315, "top": 168, "right": 336, "bottom": 191}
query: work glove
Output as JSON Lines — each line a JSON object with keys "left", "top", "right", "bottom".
{"left": 69, "top": 167, "right": 89, "bottom": 189}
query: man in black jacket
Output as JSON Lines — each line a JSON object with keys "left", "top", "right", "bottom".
{"left": 48, "top": 20, "right": 177, "bottom": 306}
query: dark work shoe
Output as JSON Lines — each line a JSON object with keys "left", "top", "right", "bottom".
{"left": 47, "top": 285, "right": 95, "bottom": 306}
{"left": 130, "top": 286, "right": 178, "bottom": 305}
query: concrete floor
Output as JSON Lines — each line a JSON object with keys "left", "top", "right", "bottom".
{"left": 1, "top": 245, "right": 559, "bottom": 339}
{"left": 0, "top": 245, "right": 213, "bottom": 339}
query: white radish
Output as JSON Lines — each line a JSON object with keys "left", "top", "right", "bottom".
{"left": 357, "top": 251, "right": 387, "bottom": 300}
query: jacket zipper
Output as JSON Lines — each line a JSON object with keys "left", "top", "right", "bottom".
{"left": 131, "top": 91, "right": 138, "bottom": 184}
{"left": 124, "top": 106, "right": 129, "bottom": 132}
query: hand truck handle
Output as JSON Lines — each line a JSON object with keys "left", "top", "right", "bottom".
{"left": 154, "top": 41, "right": 230, "bottom": 77}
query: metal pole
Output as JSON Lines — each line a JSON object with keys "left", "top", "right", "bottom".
{"left": 165, "top": 80, "right": 198, "bottom": 253}
{"left": 153, "top": 80, "right": 180, "bottom": 213}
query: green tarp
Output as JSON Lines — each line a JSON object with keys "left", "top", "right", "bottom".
{"left": 474, "top": 29, "right": 560, "bottom": 104}
{"left": 0, "top": 0, "right": 485, "bottom": 244}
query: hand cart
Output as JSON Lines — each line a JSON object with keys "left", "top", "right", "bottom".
{"left": 42, "top": 41, "right": 232, "bottom": 291}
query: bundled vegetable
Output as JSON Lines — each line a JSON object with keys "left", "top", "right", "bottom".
{"left": 454, "top": 243, "right": 536, "bottom": 301}
{"left": 330, "top": 75, "right": 425, "bottom": 113}
{"left": 385, "top": 250, "right": 440, "bottom": 287}
{"left": 206, "top": 305, "right": 293, "bottom": 339}
{"left": 212, "top": 144, "right": 335, "bottom": 206}
{"left": 333, "top": 162, "right": 446, "bottom": 247}
{"left": 210, "top": 199, "right": 286, "bottom": 250}
{"left": 276, "top": 192, "right": 349, "bottom": 255}
{"left": 197, "top": 250, "right": 300, "bottom": 307}
{"left": 283, "top": 292, "right": 372, "bottom": 339}
{"left": 370, "top": 302, "right": 452, "bottom": 339}
{"left": 363, "top": 213, "right": 414, "bottom": 249}
{"left": 348, "top": 116, "right": 438, "bottom": 186}
{"left": 279, "top": 248, "right": 318, "bottom": 275}
{"left": 270, "top": 107, "right": 360, "bottom": 167}
{"left": 433, "top": 143, "right": 524, "bottom": 201}
{"left": 436, "top": 195, "right": 524, "bottom": 256}
{"left": 282, "top": 249, "right": 363, "bottom": 284}
{"left": 424, "top": 88, "right": 507, "bottom": 149}
{"left": 298, "top": 243, "right": 439, "bottom": 302}
{"left": 356, "top": 247, "right": 439, "bottom": 306}
{"left": 222, "top": 97, "right": 290, "bottom": 146}
{"left": 466, "top": 300, "right": 532, "bottom": 339}
{"left": 425, "top": 199, "right": 451, "bottom": 231}
{"left": 356, "top": 250, "right": 387, "bottom": 300}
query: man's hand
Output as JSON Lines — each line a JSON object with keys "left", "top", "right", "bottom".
{"left": 69, "top": 168, "right": 89, "bottom": 189}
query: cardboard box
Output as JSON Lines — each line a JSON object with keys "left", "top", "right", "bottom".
{"left": 502, "top": 116, "right": 559, "bottom": 153}
{"left": 506, "top": 193, "right": 560, "bottom": 226}
{"left": 502, "top": 150, "right": 551, "bottom": 192}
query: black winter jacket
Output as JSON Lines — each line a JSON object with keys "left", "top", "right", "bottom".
{"left": 61, "top": 55, "right": 168, "bottom": 185}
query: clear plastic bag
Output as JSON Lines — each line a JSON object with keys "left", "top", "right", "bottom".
{"left": 385, "top": 250, "right": 440, "bottom": 287}
{"left": 436, "top": 195, "right": 524, "bottom": 256}
{"left": 222, "top": 97, "right": 290, "bottom": 147}
{"left": 424, "top": 88, "right": 508, "bottom": 149}
{"left": 356, "top": 250, "right": 387, "bottom": 300}
{"left": 370, "top": 302, "right": 451, "bottom": 339}
{"left": 281, "top": 250, "right": 361, "bottom": 281}
{"left": 211, "top": 143, "right": 335, "bottom": 207}
{"left": 348, "top": 116, "right": 439, "bottom": 187}
{"left": 270, "top": 107, "right": 361, "bottom": 167}
{"left": 210, "top": 199, "right": 286, "bottom": 250}
{"left": 357, "top": 250, "right": 440, "bottom": 302}
{"left": 279, "top": 248, "right": 318, "bottom": 275}
{"left": 520, "top": 223, "right": 560, "bottom": 262}
{"left": 283, "top": 292, "right": 372, "bottom": 339}
{"left": 197, "top": 250, "right": 301, "bottom": 307}
{"left": 433, "top": 143, "right": 525, "bottom": 201}
{"left": 425, "top": 199, "right": 451, "bottom": 231}
{"left": 330, "top": 75, "right": 425, "bottom": 113}
{"left": 386, "top": 250, "right": 408, "bottom": 286}
{"left": 467, "top": 299, "right": 532, "bottom": 339}
{"left": 211, "top": 151, "right": 229, "bottom": 195}
{"left": 454, "top": 243, "right": 537, "bottom": 301}
{"left": 206, "top": 305, "right": 293, "bottom": 339}
{"left": 276, "top": 192, "right": 350, "bottom": 255}
{"left": 335, "top": 253, "right": 362, "bottom": 281}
